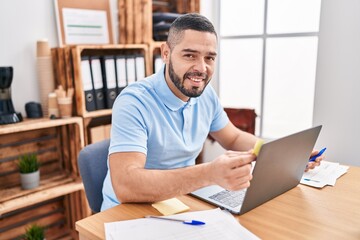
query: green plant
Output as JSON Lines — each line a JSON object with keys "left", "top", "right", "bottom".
{"left": 23, "top": 224, "right": 44, "bottom": 240}
{"left": 17, "top": 154, "right": 39, "bottom": 174}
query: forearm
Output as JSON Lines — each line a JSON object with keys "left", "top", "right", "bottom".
{"left": 111, "top": 157, "right": 212, "bottom": 203}
{"left": 228, "top": 129, "right": 258, "bottom": 151}
{"left": 211, "top": 122, "right": 258, "bottom": 151}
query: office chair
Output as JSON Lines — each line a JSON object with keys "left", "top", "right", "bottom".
{"left": 78, "top": 139, "right": 110, "bottom": 213}
{"left": 196, "top": 108, "right": 257, "bottom": 164}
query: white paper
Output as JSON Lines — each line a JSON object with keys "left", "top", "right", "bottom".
{"left": 104, "top": 208, "right": 259, "bottom": 240}
{"left": 62, "top": 8, "right": 109, "bottom": 45}
{"left": 301, "top": 161, "right": 349, "bottom": 188}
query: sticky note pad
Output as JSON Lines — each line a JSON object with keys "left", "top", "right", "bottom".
{"left": 151, "top": 198, "right": 190, "bottom": 216}
{"left": 253, "top": 139, "right": 264, "bottom": 156}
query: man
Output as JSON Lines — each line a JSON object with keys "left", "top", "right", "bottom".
{"left": 101, "top": 13, "right": 322, "bottom": 211}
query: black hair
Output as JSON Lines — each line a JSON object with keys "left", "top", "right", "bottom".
{"left": 167, "top": 13, "right": 217, "bottom": 49}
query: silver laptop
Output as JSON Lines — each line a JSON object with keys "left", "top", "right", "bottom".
{"left": 191, "top": 125, "right": 322, "bottom": 215}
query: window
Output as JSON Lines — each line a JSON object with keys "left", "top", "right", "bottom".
{"left": 218, "top": 0, "right": 321, "bottom": 138}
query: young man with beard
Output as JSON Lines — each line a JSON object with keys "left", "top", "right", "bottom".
{"left": 101, "top": 13, "right": 322, "bottom": 211}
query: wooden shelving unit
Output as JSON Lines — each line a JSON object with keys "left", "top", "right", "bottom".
{"left": 70, "top": 44, "right": 150, "bottom": 144}
{"left": 118, "top": 0, "right": 200, "bottom": 44}
{"left": 71, "top": 44, "right": 151, "bottom": 118}
{"left": 0, "top": 117, "right": 90, "bottom": 239}
{"left": 148, "top": 41, "right": 164, "bottom": 73}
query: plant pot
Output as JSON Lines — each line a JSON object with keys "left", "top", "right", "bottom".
{"left": 20, "top": 170, "right": 40, "bottom": 190}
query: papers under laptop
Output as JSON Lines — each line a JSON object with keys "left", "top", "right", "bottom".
{"left": 191, "top": 125, "right": 322, "bottom": 215}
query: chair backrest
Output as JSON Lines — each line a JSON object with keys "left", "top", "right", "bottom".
{"left": 224, "top": 108, "right": 257, "bottom": 134}
{"left": 206, "top": 108, "right": 257, "bottom": 143}
{"left": 78, "top": 139, "right": 110, "bottom": 213}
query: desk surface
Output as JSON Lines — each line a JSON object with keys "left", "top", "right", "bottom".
{"left": 76, "top": 166, "right": 360, "bottom": 240}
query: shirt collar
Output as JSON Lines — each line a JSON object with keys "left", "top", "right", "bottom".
{"left": 154, "top": 65, "right": 198, "bottom": 111}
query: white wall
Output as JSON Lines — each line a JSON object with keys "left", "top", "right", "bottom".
{"left": 314, "top": 0, "right": 360, "bottom": 166}
{"left": 1, "top": 1, "right": 359, "bottom": 166}
{"left": 0, "top": 1, "right": 58, "bottom": 114}
{"left": 0, "top": 0, "right": 118, "bottom": 116}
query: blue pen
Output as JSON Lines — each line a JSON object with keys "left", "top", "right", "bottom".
{"left": 309, "top": 147, "right": 327, "bottom": 162}
{"left": 145, "top": 215, "right": 206, "bottom": 225}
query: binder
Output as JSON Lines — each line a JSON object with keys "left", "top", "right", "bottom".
{"left": 135, "top": 54, "right": 145, "bottom": 81}
{"left": 102, "top": 56, "right": 117, "bottom": 109}
{"left": 115, "top": 55, "right": 128, "bottom": 94}
{"left": 126, "top": 55, "right": 136, "bottom": 85}
{"left": 80, "top": 56, "right": 96, "bottom": 111}
{"left": 154, "top": 54, "right": 163, "bottom": 73}
{"left": 90, "top": 56, "right": 106, "bottom": 110}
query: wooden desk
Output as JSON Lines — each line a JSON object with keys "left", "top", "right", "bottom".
{"left": 76, "top": 166, "right": 360, "bottom": 240}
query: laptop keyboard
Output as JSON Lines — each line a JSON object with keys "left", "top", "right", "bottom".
{"left": 209, "top": 189, "right": 246, "bottom": 208}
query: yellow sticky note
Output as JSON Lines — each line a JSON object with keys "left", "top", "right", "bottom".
{"left": 151, "top": 198, "right": 190, "bottom": 216}
{"left": 253, "top": 139, "right": 264, "bottom": 156}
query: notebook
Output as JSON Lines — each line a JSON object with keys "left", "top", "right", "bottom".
{"left": 190, "top": 125, "right": 322, "bottom": 215}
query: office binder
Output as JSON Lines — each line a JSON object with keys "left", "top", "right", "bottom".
{"left": 102, "top": 56, "right": 117, "bottom": 109}
{"left": 115, "top": 55, "right": 127, "bottom": 94}
{"left": 154, "top": 54, "right": 163, "bottom": 73}
{"left": 80, "top": 56, "right": 96, "bottom": 111}
{"left": 90, "top": 56, "right": 106, "bottom": 110}
{"left": 135, "top": 54, "right": 145, "bottom": 81}
{"left": 126, "top": 55, "right": 136, "bottom": 85}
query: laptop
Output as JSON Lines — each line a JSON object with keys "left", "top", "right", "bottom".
{"left": 190, "top": 125, "right": 322, "bottom": 215}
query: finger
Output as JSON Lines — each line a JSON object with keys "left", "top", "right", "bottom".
{"left": 316, "top": 155, "right": 325, "bottom": 162}
{"left": 311, "top": 150, "right": 320, "bottom": 156}
{"left": 228, "top": 155, "right": 255, "bottom": 169}
{"left": 225, "top": 150, "right": 252, "bottom": 157}
{"left": 228, "top": 178, "right": 252, "bottom": 191}
{"left": 230, "top": 163, "right": 252, "bottom": 176}
{"left": 306, "top": 161, "right": 320, "bottom": 170}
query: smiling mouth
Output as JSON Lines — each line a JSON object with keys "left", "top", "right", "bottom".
{"left": 188, "top": 76, "right": 204, "bottom": 83}
{"left": 185, "top": 72, "right": 207, "bottom": 84}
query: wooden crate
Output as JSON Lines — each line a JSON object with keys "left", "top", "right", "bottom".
{"left": 0, "top": 118, "right": 90, "bottom": 239}
{"left": 0, "top": 191, "right": 89, "bottom": 240}
{"left": 152, "top": 0, "right": 199, "bottom": 13}
{"left": 149, "top": 41, "right": 164, "bottom": 74}
{"left": 51, "top": 47, "right": 78, "bottom": 117}
{"left": 0, "top": 118, "right": 82, "bottom": 191}
{"left": 71, "top": 44, "right": 150, "bottom": 118}
{"left": 118, "top": 0, "right": 200, "bottom": 44}
{"left": 118, "top": 0, "right": 152, "bottom": 44}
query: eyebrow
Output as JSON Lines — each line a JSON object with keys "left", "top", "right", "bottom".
{"left": 182, "top": 48, "right": 217, "bottom": 57}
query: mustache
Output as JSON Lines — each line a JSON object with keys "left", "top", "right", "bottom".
{"left": 184, "top": 72, "right": 208, "bottom": 79}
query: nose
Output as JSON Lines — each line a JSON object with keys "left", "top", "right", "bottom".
{"left": 193, "top": 58, "right": 207, "bottom": 73}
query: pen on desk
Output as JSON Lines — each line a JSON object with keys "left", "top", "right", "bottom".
{"left": 145, "top": 215, "right": 206, "bottom": 225}
{"left": 309, "top": 147, "right": 327, "bottom": 162}
{"left": 303, "top": 178, "right": 321, "bottom": 183}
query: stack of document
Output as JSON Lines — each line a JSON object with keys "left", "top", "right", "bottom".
{"left": 105, "top": 208, "right": 259, "bottom": 240}
{"left": 301, "top": 161, "right": 349, "bottom": 188}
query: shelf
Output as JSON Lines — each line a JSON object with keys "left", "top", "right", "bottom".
{"left": 0, "top": 188, "right": 89, "bottom": 239}
{"left": 0, "top": 117, "right": 83, "bottom": 145}
{"left": 0, "top": 178, "right": 83, "bottom": 216}
{"left": 82, "top": 109, "right": 112, "bottom": 119}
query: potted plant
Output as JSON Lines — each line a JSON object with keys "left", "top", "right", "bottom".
{"left": 23, "top": 223, "right": 45, "bottom": 240}
{"left": 17, "top": 153, "right": 40, "bottom": 190}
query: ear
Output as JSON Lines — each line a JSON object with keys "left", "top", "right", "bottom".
{"left": 160, "top": 43, "right": 170, "bottom": 63}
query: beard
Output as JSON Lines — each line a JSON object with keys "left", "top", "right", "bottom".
{"left": 168, "top": 58, "right": 210, "bottom": 98}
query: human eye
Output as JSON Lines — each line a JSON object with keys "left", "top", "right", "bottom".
{"left": 206, "top": 56, "right": 216, "bottom": 62}
{"left": 183, "top": 54, "right": 195, "bottom": 59}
